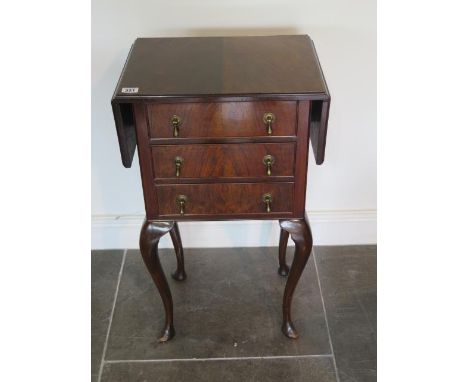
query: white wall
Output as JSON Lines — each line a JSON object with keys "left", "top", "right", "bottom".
{"left": 91, "top": 0, "right": 376, "bottom": 249}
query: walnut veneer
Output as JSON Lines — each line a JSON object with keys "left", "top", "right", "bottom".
{"left": 112, "top": 35, "right": 330, "bottom": 342}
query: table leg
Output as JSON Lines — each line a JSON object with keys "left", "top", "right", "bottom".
{"left": 278, "top": 227, "right": 290, "bottom": 276}
{"left": 140, "top": 219, "right": 176, "bottom": 342}
{"left": 170, "top": 222, "right": 187, "bottom": 281}
{"left": 279, "top": 218, "right": 313, "bottom": 339}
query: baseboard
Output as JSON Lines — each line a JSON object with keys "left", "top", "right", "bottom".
{"left": 91, "top": 210, "right": 376, "bottom": 249}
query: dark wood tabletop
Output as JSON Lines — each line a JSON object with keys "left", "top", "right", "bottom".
{"left": 113, "top": 35, "right": 329, "bottom": 101}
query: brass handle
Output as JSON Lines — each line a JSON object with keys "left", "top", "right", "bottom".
{"left": 263, "top": 155, "right": 275, "bottom": 176}
{"left": 263, "top": 112, "right": 276, "bottom": 135}
{"left": 174, "top": 156, "right": 184, "bottom": 177}
{"left": 176, "top": 195, "right": 188, "bottom": 215}
{"left": 171, "top": 115, "right": 181, "bottom": 137}
{"left": 262, "top": 193, "right": 273, "bottom": 213}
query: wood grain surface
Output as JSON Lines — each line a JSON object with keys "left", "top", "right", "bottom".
{"left": 156, "top": 182, "right": 294, "bottom": 218}
{"left": 151, "top": 142, "right": 295, "bottom": 180}
{"left": 147, "top": 101, "right": 297, "bottom": 138}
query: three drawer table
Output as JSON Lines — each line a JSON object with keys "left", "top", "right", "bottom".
{"left": 111, "top": 35, "right": 330, "bottom": 342}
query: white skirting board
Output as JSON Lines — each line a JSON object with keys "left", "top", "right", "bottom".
{"left": 91, "top": 210, "right": 376, "bottom": 249}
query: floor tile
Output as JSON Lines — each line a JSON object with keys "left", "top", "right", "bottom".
{"left": 91, "top": 250, "right": 125, "bottom": 380}
{"left": 106, "top": 247, "right": 331, "bottom": 360}
{"left": 101, "top": 357, "right": 337, "bottom": 382}
{"left": 315, "top": 245, "right": 377, "bottom": 382}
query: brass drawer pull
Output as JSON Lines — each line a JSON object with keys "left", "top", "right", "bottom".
{"left": 176, "top": 195, "right": 188, "bottom": 215}
{"left": 263, "top": 112, "right": 276, "bottom": 135}
{"left": 263, "top": 155, "right": 275, "bottom": 176}
{"left": 174, "top": 156, "right": 184, "bottom": 177}
{"left": 171, "top": 115, "right": 181, "bottom": 137}
{"left": 262, "top": 193, "right": 273, "bottom": 213}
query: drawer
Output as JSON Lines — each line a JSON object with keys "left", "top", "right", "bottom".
{"left": 156, "top": 183, "right": 294, "bottom": 217}
{"left": 152, "top": 143, "right": 295, "bottom": 181}
{"left": 147, "top": 101, "right": 297, "bottom": 139}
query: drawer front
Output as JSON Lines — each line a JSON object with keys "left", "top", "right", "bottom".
{"left": 156, "top": 183, "right": 294, "bottom": 217}
{"left": 152, "top": 143, "right": 295, "bottom": 180}
{"left": 147, "top": 101, "right": 297, "bottom": 138}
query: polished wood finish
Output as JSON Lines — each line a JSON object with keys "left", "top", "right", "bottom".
{"left": 169, "top": 222, "right": 186, "bottom": 281}
{"left": 279, "top": 218, "right": 313, "bottom": 339}
{"left": 278, "top": 228, "right": 290, "bottom": 276}
{"left": 310, "top": 100, "right": 331, "bottom": 165}
{"left": 152, "top": 143, "right": 295, "bottom": 181}
{"left": 139, "top": 220, "right": 175, "bottom": 342}
{"left": 293, "top": 101, "right": 311, "bottom": 215}
{"left": 148, "top": 101, "right": 297, "bottom": 138}
{"left": 134, "top": 99, "right": 310, "bottom": 220}
{"left": 133, "top": 103, "right": 159, "bottom": 215}
{"left": 112, "top": 35, "right": 330, "bottom": 167}
{"left": 149, "top": 136, "right": 296, "bottom": 146}
{"left": 113, "top": 35, "right": 328, "bottom": 99}
{"left": 112, "top": 102, "right": 136, "bottom": 168}
{"left": 156, "top": 183, "right": 294, "bottom": 218}
{"left": 112, "top": 35, "right": 330, "bottom": 341}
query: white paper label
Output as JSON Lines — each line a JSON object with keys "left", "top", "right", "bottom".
{"left": 121, "top": 87, "right": 139, "bottom": 94}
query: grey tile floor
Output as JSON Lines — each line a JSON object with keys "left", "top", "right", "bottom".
{"left": 92, "top": 245, "right": 376, "bottom": 382}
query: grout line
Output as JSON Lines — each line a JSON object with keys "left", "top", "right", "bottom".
{"left": 104, "top": 354, "right": 334, "bottom": 364}
{"left": 97, "top": 249, "right": 128, "bottom": 382}
{"left": 312, "top": 248, "right": 341, "bottom": 382}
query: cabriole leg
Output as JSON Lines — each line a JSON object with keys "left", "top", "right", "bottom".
{"left": 140, "top": 219, "right": 176, "bottom": 342}
{"left": 170, "top": 222, "right": 187, "bottom": 281}
{"left": 278, "top": 218, "right": 313, "bottom": 339}
{"left": 278, "top": 227, "right": 290, "bottom": 276}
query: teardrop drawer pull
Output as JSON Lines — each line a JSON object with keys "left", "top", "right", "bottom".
{"left": 171, "top": 115, "right": 181, "bottom": 137}
{"left": 176, "top": 195, "right": 188, "bottom": 215}
{"left": 262, "top": 193, "right": 273, "bottom": 213}
{"left": 263, "top": 155, "right": 275, "bottom": 176}
{"left": 174, "top": 156, "right": 184, "bottom": 177}
{"left": 263, "top": 112, "right": 276, "bottom": 135}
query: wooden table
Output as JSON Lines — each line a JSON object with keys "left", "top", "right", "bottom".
{"left": 111, "top": 35, "right": 330, "bottom": 342}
